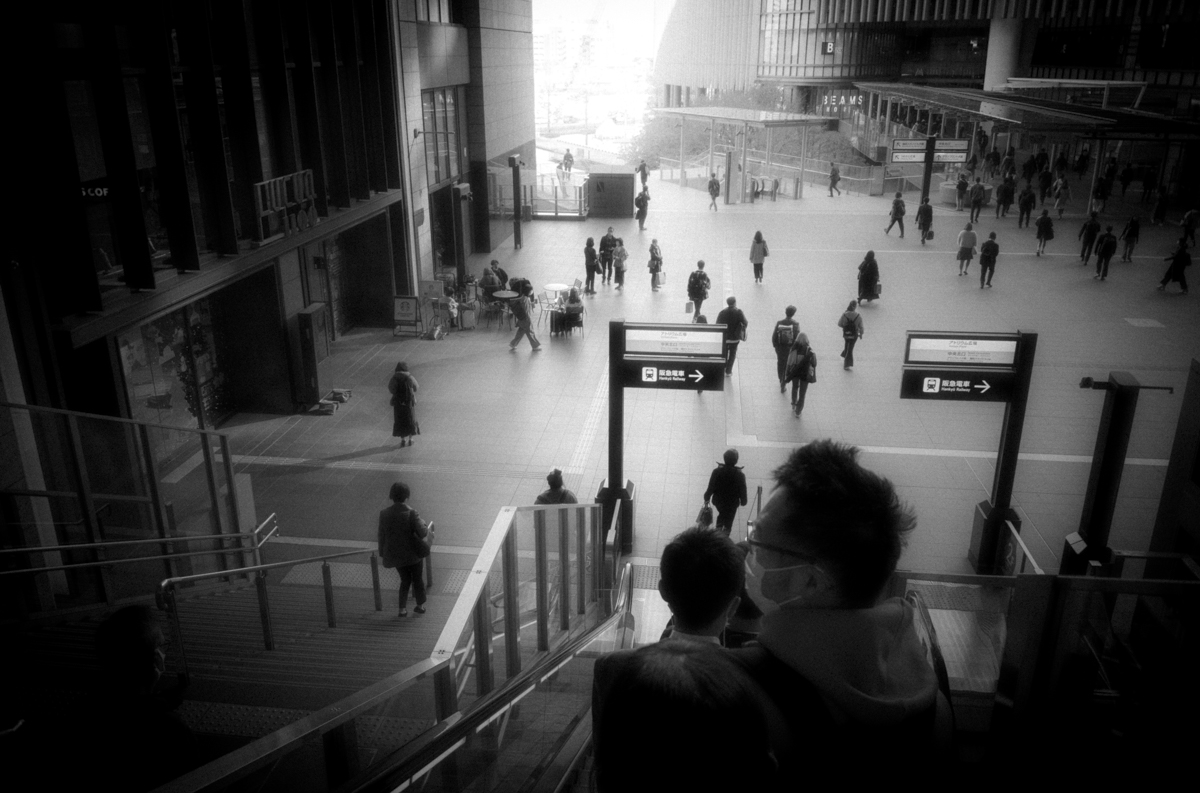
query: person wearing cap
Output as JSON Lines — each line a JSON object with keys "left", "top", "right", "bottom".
{"left": 536, "top": 469, "right": 578, "bottom": 504}
{"left": 704, "top": 449, "right": 748, "bottom": 536}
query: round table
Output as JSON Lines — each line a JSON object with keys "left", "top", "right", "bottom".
{"left": 545, "top": 282, "right": 570, "bottom": 296}
{"left": 492, "top": 290, "right": 518, "bottom": 300}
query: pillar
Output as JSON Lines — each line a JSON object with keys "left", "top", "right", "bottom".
{"left": 984, "top": 17, "right": 1026, "bottom": 91}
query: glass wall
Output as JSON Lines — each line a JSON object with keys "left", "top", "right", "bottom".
{"left": 421, "top": 86, "right": 464, "bottom": 189}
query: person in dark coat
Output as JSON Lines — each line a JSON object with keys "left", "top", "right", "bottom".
{"left": 857, "top": 251, "right": 879, "bottom": 304}
{"left": 1158, "top": 239, "right": 1191, "bottom": 295}
{"left": 634, "top": 160, "right": 649, "bottom": 188}
{"left": 1078, "top": 212, "right": 1102, "bottom": 266}
{"left": 1093, "top": 226, "right": 1118, "bottom": 281}
{"left": 536, "top": 468, "right": 578, "bottom": 504}
{"left": 489, "top": 259, "right": 509, "bottom": 289}
{"left": 979, "top": 232, "right": 999, "bottom": 288}
{"left": 829, "top": 162, "right": 841, "bottom": 197}
{"left": 704, "top": 448, "right": 748, "bottom": 534}
{"left": 378, "top": 481, "right": 430, "bottom": 617}
{"left": 785, "top": 335, "right": 817, "bottom": 417}
{"left": 955, "top": 173, "right": 969, "bottom": 211}
{"left": 995, "top": 177, "right": 1015, "bottom": 218}
{"left": 1119, "top": 217, "right": 1141, "bottom": 262}
{"left": 884, "top": 192, "right": 906, "bottom": 237}
{"left": 771, "top": 306, "right": 800, "bottom": 392}
{"left": 1017, "top": 184, "right": 1037, "bottom": 229}
{"left": 837, "top": 300, "right": 864, "bottom": 370}
{"left": 389, "top": 362, "right": 419, "bottom": 446}
{"left": 634, "top": 188, "right": 650, "bottom": 230}
{"left": 1119, "top": 164, "right": 1135, "bottom": 197}
{"left": 583, "top": 237, "right": 598, "bottom": 294}
{"left": 716, "top": 296, "right": 748, "bottom": 376}
{"left": 1037, "top": 167, "right": 1054, "bottom": 205}
{"left": 915, "top": 197, "right": 933, "bottom": 244}
{"left": 599, "top": 227, "right": 616, "bottom": 285}
{"left": 1035, "top": 210, "right": 1054, "bottom": 256}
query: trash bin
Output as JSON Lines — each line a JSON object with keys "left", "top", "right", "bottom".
{"left": 521, "top": 204, "right": 532, "bottom": 222}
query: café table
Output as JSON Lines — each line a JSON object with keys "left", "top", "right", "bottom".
{"left": 492, "top": 290, "right": 518, "bottom": 300}
{"left": 544, "top": 282, "right": 570, "bottom": 297}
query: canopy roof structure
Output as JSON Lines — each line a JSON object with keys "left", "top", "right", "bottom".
{"left": 656, "top": 106, "right": 836, "bottom": 129}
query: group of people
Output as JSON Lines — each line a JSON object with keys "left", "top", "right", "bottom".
{"left": 593, "top": 440, "right": 951, "bottom": 791}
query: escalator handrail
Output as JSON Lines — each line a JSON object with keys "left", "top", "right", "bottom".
{"left": 345, "top": 561, "right": 635, "bottom": 793}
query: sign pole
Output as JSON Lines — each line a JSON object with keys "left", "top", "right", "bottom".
{"left": 608, "top": 320, "right": 625, "bottom": 504}
{"left": 921, "top": 134, "right": 937, "bottom": 204}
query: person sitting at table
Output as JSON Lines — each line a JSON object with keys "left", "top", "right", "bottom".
{"left": 479, "top": 266, "right": 501, "bottom": 299}
{"left": 564, "top": 288, "right": 584, "bottom": 329}
{"left": 489, "top": 259, "right": 509, "bottom": 289}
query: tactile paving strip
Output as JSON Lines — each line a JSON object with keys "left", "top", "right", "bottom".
{"left": 281, "top": 561, "right": 399, "bottom": 589}
{"left": 632, "top": 564, "right": 660, "bottom": 590}
{"left": 178, "top": 701, "right": 311, "bottom": 737}
{"left": 440, "top": 568, "right": 470, "bottom": 596}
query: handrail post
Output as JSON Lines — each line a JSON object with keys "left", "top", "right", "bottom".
{"left": 502, "top": 528, "right": 522, "bottom": 675}
{"left": 322, "top": 561, "right": 337, "bottom": 628}
{"left": 558, "top": 509, "right": 571, "bottom": 631}
{"left": 534, "top": 510, "right": 550, "bottom": 651}
{"left": 162, "top": 588, "right": 190, "bottom": 686}
{"left": 425, "top": 524, "right": 435, "bottom": 589}
{"left": 370, "top": 554, "right": 383, "bottom": 611}
{"left": 255, "top": 570, "right": 274, "bottom": 650}
{"left": 576, "top": 509, "right": 586, "bottom": 615}
{"left": 473, "top": 576, "right": 495, "bottom": 696}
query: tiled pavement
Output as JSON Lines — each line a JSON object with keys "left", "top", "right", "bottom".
{"left": 217, "top": 173, "right": 1200, "bottom": 593}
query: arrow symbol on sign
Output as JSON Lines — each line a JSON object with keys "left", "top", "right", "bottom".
{"left": 974, "top": 380, "right": 991, "bottom": 394}
{"left": 689, "top": 370, "right": 703, "bottom": 382}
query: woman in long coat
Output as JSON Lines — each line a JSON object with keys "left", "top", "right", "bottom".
{"left": 749, "top": 231, "right": 769, "bottom": 283}
{"left": 784, "top": 334, "right": 817, "bottom": 417}
{"left": 584, "top": 238, "right": 598, "bottom": 294}
{"left": 857, "top": 250, "right": 880, "bottom": 305}
{"left": 389, "top": 362, "right": 419, "bottom": 446}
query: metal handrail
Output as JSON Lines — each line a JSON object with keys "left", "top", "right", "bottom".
{"left": 156, "top": 548, "right": 373, "bottom": 598}
{"left": 0, "top": 531, "right": 259, "bottom": 557}
{"left": 0, "top": 546, "right": 260, "bottom": 578}
{"left": 1006, "top": 520, "right": 1045, "bottom": 575}
{"left": 0, "top": 398, "right": 235, "bottom": 438}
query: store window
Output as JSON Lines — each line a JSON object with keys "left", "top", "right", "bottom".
{"left": 416, "top": 0, "right": 458, "bottom": 24}
{"left": 422, "top": 86, "right": 463, "bottom": 189}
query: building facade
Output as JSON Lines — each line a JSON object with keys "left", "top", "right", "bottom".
{"left": 3, "top": 0, "right": 534, "bottom": 432}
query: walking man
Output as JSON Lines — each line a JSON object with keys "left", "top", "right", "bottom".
{"left": 703, "top": 449, "right": 748, "bottom": 535}
{"left": 916, "top": 197, "right": 933, "bottom": 244}
{"left": 955, "top": 173, "right": 968, "bottom": 211}
{"left": 1182, "top": 208, "right": 1199, "bottom": 247}
{"left": 378, "top": 482, "right": 430, "bottom": 617}
{"left": 771, "top": 306, "right": 800, "bottom": 392}
{"left": 562, "top": 149, "right": 574, "bottom": 174}
{"left": 837, "top": 300, "right": 864, "bottom": 369}
{"left": 979, "top": 231, "right": 999, "bottom": 288}
{"left": 1017, "top": 183, "right": 1037, "bottom": 228}
{"left": 508, "top": 283, "right": 542, "bottom": 351}
{"left": 1093, "top": 226, "right": 1118, "bottom": 281}
{"left": 968, "top": 178, "right": 986, "bottom": 223}
{"left": 599, "top": 227, "right": 616, "bottom": 284}
{"left": 884, "top": 192, "right": 906, "bottom": 237}
{"left": 1078, "top": 212, "right": 1102, "bottom": 266}
{"left": 1120, "top": 217, "right": 1141, "bottom": 261}
{"left": 716, "top": 296, "right": 748, "bottom": 377}
{"left": 829, "top": 162, "right": 841, "bottom": 197}
{"left": 635, "top": 160, "right": 649, "bottom": 189}
{"left": 634, "top": 188, "right": 650, "bottom": 231}
{"left": 687, "top": 261, "right": 711, "bottom": 322}
{"left": 1158, "top": 239, "right": 1190, "bottom": 294}
{"left": 708, "top": 173, "right": 721, "bottom": 211}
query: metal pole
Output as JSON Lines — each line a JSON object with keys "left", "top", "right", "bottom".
{"left": 921, "top": 134, "right": 937, "bottom": 203}
{"left": 534, "top": 509, "right": 549, "bottom": 651}
{"left": 708, "top": 123, "right": 715, "bottom": 181}
{"left": 576, "top": 511, "right": 586, "bottom": 614}
{"left": 472, "top": 576, "right": 495, "bottom": 696}
{"left": 370, "top": 554, "right": 383, "bottom": 611}
{"left": 799, "top": 125, "right": 807, "bottom": 198}
{"left": 322, "top": 561, "right": 336, "bottom": 628}
{"left": 502, "top": 529, "right": 521, "bottom": 675}
{"left": 163, "top": 589, "right": 190, "bottom": 685}
{"left": 255, "top": 570, "right": 274, "bottom": 650}
{"left": 1087, "top": 138, "right": 1104, "bottom": 214}
{"left": 679, "top": 116, "right": 685, "bottom": 186}
{"left": 741, "top": 123, "right": 749, "bottom": 203}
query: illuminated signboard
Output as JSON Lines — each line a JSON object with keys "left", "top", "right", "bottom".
{"left": 624, "top": 325, "right": 726, "bottom": 357}
{"left": 904, "top": 333, "right": 1020, "bottom": 368}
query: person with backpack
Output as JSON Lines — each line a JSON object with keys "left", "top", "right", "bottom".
{"left": 687, "top": 260, "right": 711, "bottom": 321}
{"left": 716, "top": 297, "right": 748, "bottom": 376}
{"left": 884, "top": 192, "right": 906, "bottom": 238}
{"left": 955, "top": 173, "right": 969, "bottom": 211}
{"left": 583, "top": 237, "right": 598, "bottom": 294}
{"left": 784, "top": 335, "right": 817, "bottom": 417}
{"left": 1078, "top": 212, "right": 1102, "bottom": 266}
{"left": 1035, "top": 209, "right": 1055, "bottom": 256}
{"left": 708, "top": 173, "right": 721, "bottom": 211}
{"left": 378, "top": 482, "right": 431, "bottom": 617}
{"left": 649, "top": 239, "right": 663, "bottom": 291}
{"left": 916, "top": 197, "right": 934, "bottom": 244}
{"left": 968, "top": 178, "right": 986, "bottom": 223}
{"left": 1017, "top": 183, "right": 1037, "bottom": 229}
{"left": 388, "top": 362, "right": 419, "bottom": 446}
{"left": 837, "top": 300, "right": 864, "bottom": 370}
{"left": 829, "top": 163, "right": 841, "bottom": 197}
{"left": 1119, "top": 217, "right": 1141, "bottom": 262}
{"left": 771, "top": 306, "right": 800, "bottom": 392}
{"left": 635, "top": 188, "right": 650, "bottom": 231}
{"left": 979, "top": 232, "right": 999, "bottom": 288}
{"left": 1093, "top": 226, "right": 1118, "bottom": 281}
{"left": 750, "top": 231, "right": 769, "bottom": 283}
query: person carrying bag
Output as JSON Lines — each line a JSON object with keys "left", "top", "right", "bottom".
{"left": 378, "top": 482, "right": 431, "bottom": 617}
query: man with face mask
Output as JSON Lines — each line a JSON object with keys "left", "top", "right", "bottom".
{"left": 730, "top": 440, "right": 952, "bottom": 782}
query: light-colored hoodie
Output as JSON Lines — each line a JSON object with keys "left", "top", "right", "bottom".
{"left": 755, "top": 598, "right": 938, "bottom": 726}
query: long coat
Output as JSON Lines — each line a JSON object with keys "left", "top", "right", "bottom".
{"left": 378, "top": 503, "right": 429, "bottom": 568}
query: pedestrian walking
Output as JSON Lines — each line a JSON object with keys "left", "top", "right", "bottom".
{"left": 1078, "top": 212, "right": 1102, "bottom": 265}
{"left": 956, "top": 223, "right": 978, "bottom": 276}
{"left": 1034, "top": 147, "right": 1050, "bottom": 174}
{"left": 599, "top": 227, "right": 616, "bottom": 284}
{"left": 508, "top": 283, "right": 542, "bottom": 350}
{"left": 1119, "top": 164, "right": 1135, "bottom": 198}
{"left": 649, "top": 239, "right": 664, "bottom": 291}
{"left": 770, "top": 306, "right": 800, "bottom": 392}
{"left": 1151, "top": 193, "right": 1168, "bottom": 226}
{"left": 857, "top": 250, "right": 880, "bottom": 304}
{"left": 1053, "top": 176, "right": 1070, "bottom": 219}
{"left": 916, "top": 197, "right": 933, "bottom": 244}
{"left": 634, "top": 188, "right": 650, "bottom": 231}
{"left": 837, "top": 300, "right": 864, "bottom": 370}
{"left": 1035, "top": 209, "right": 1055, "bottom": 256}
{"left": 634, "top": 160, "right": 649, "bottom": 188}
{"left": 979, "top": 232, "right": 999, "bottom": 288}
{"left": 1182, "top": 208, "right": 1199, "bottom": 247}
{"left": 1119, "top": 217, "right": 1141, "bottom": 261}
{"left": 536, "top": 468, "right": 578, "bottom": 504}
{"left": 784, "top": 334, "right": 817, "bottom": 417}
{"left": 687, "top": 260, "right": 710, "bottom": 318}
{"left": 377, "top": 482, "right": 431, "bottom": 617}
{"left": 1021, "top": 156, "right": 1037, "bottom": 184}
{"left": 1017, "top": 184, "right": 1037, "bottom": 228}
{"left": 829, "top": 162, "right": 841, "bottom": 196}
{"left": 562, "top": 149, "right": 574, "bottom": 174}
{"left": 1141, "top": 170, "right": 1157, "bottom": 204}
{"left": 749, "top": 231, "right": 769, "bottom": 283}
{"left": 708, "top": 173, "right": 721, "bottom": 211}
{"left": 955, "top": 173, "right": 969, "bottom": 211}
{"left": 968, "top": 178, "right": 986, "bottom": 223}
{"left": 583, "top": 237, "right": 598, "bottom": 294}
{"left": 1093, "top": 226, "right": 1118, "bottom": 281}
{"left": 1157, "top": 239, "right": 1190, "bottom": 295}
{"left": 703, "top": 449, "right": 748, "bottom": 535}
{"left": 1090, "top": 180, "right": 1110, "bottom": 215}
{"left": 716, "top": 297, "right": 748, "bottom": 376}
{"left": 388, "top": 362, "right": 419, "bottom": 446}
{"left": 884, "top": 192, "right": 906, "bottom": 237}
{"left": 613, "top": 238, "right": 628, "bottom": 289}
{"left": 1037, "top": 167, "right": 1054, "bottom": 206}
{"left": 995, "top": 177, "right": 1015, "bottom": 218}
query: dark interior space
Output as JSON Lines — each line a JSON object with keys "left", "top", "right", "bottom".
{"left": 212, "top": 267, "right": 293, "bottom": 417}
{"left": 339, "top": 214, "right": 395, "bottom": 328}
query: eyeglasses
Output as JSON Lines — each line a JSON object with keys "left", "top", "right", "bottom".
{"left": 746, "top": 524, "right": 816, "bottom": 563}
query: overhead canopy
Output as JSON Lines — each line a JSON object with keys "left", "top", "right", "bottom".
{"left": 656, "top": 106, "right": 836, "bottom": 129}
{"left": 855, "top": 83, "right": 1200, "bottom": 141}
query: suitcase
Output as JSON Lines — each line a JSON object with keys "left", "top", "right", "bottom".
{"left": 459, "top": 306, "right": 477, "bottom": 329}
{"left": 875, "top": 281, "right": 883, "bottom": 297}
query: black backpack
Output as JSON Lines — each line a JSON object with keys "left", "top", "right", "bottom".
{"left": 773, "top": 322, "right": 796, "bottom": 349}
{"left": 688, "top": 270, "right": 706, "bottom": 297}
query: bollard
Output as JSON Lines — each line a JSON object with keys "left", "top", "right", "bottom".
{"left": 370, "top": 554, "right": 383, "bottom": 611}
{"left": 322, "top": 561, "right": 337, "bottom": 628}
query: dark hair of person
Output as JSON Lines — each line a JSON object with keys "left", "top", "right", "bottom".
{"left": 862, "top": 250, "right": 875, "bottom": 263}
{"left": 770, "top": 439, "right": 915, "bottom": 607}
{"left": 586, "top": 237, "right": 594, "bottom": 247}
{"left": 846, "top": 299, "right": 857, "bottom": 312}
{"left": 547, "top": 469, "right": 564, "bottom": 489}
{"left": 988, "top": 232, "right": 997, "bottom": 240}
{"left": 389, "top": 482, "right": 411, "bottom": 502}
{"left": 96, "top": 605, "right": 163, "bottom": 691}
{"left": 754, "top": 230, "right": 763, "bottom": 243}
{"left": 723, "top": 448, "right": 739, "bottom": 466}
{"left": 594, "top": 641, "right": 777, "bottom": 792}
{"left": 785, "top": 305, "right": 796, "bottom": 317}
{"left": 659, "top": 527, "right": 744, "bottom": 630}
{"left": 395, "top": 361, "right": 408, "bottom": 372}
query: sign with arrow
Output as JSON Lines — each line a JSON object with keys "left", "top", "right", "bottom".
{"left": 617, "top": 358, "right": 726, "bottom": 392}
{"left": 899, "top": 368, "right": 1015, "bottom": 402}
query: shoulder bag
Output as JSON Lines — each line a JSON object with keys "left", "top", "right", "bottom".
{"left": 411, "top": 510, "right": 431, "bottom": 559}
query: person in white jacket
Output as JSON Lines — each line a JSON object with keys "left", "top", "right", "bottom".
{"left": 956, "top": 222, "right": 978, "bottom": 276}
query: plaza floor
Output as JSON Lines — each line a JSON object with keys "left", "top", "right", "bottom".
{"left": 219, "top": 173, "right": 1200, "bottom": 588}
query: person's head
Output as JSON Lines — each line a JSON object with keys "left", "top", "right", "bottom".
{"left": 846, "top": 299, "right": 857, "bottom": 312}
{"left": 1105, "top": 225, "right": 1113, "bottom": 233}
{"left": 784, "top": 305, "right": 796, "bottom": 318}
{"left": 711, "top": 172, "right": 716, "bottom": 178}
{"left": 723, "top": 448, "right": 739, "bottom": 466}
{"left": 922, "top": 197, "right": 929, "bottom": 205}
{"left": 747, "top": 440, "right": 915, "bottom": 613}
{"left": 546, "top": 468, "right": 565, "bottom": 490}
{"left": 395, "top": 361, "right": 408, "bottom": 373}
{"left": 652, "top": 238, "right": 658, "bottom": 246}
{"left": 754, "top": 230, "right": 763, "bottom": 243}
{"left": 696, "top": 260, "right": 705, "bottom": 270}
{"left": 965, "top": 222, "right": 973, "bottom": 231}
{"left": 1090, "top": 212, "right": 1098, "bottom": 219}
{"left": 607, "top": 226, "right": 614, "bottom": 234}
{"left": 569, "top": 287, "right": 580, "bottom": 300}
{"left": 490, "top": 259, "right": 500, "bottom": 270}
{"left": 389, "top": 482, "right": 411, "bottom": 503}
{"left": 586, "top": 237, "right": 594, "bottom": 247}
{"left": 96, "top": 605, "right": 167, "bottom": 694}
{"left": 988, "top": 231, "right": 996, "bottom": 240}
{"left": 726, "top": 296, "right": 736, "bottom": 307}
{"left": 593, "top": 641, "right": 778, "bottom": 792}
{"left": 1041, "top": 209, "right": 1049, "bottom": 217}
{"left": 863, "top": 250, "right": 875, "bottom": 262}
{"left": 616, "top": 238, "right": 624, "bottom": 247}
{"left": 696, "top": 314, "right": 707, "bottom": 323}
{"left": 975, "top": 177, "right": 981, "bottom": 184}
{"left": 895, "top": 191, "right": 902, "bottom": 199}
{"left": 521, "top": 282, "right": 533, "bottom": 296}
{"left": 658, "top": 527, "right": 744, "bottom": 635}
{"left": 791, "top": 332, "right": 809, "bottom": 351}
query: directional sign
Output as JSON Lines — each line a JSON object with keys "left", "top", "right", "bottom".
{"left": 935, "top": 139, "right": 970, "bottom": 151}
{"left": 892, "top": 139, "right": 928, "bottom": 151}
{"left": 890, "top": 151, "right": 927, "bottom": 163}
{"left": 617, "top": 358, "right": 726, "bottom": 392}
{"left": 625, "top": 324, "right": 725, "bottom": 357}
{"left": 933, "top": 151, "right": 968, "bottom": 163}
{"left": 905, "top": 332, "right": 1020, "bottom": 368}
{"left": 900, "top": 368, "right": 1015, "bottom": 402}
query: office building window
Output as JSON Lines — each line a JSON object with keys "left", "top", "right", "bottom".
{"left": 422, "top": 86, "right": 463, "bottom": 188}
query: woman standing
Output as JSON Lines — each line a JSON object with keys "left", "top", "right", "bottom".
{"left": 649, "top": 239, "right": 663, "bottom": 291}
{"left": 749, "top": 231, "right": 769, "bottom": 283}
{"left": 784, "top": 334, "right": 817, "bottom": 417}
{"left": 837, "top": 300, "right": 864, "bottom": 371}
{"left": 388, "top": 362, "right": 419, "bottom": 447}
{"left": 613, "top": 238, "right": 629, "bottom": 289}
{"left": 1119, "top": 217, "right": 1141, "bottom": 262}
{"left": 857, "top": 251, "right": 879, "bottom": 304}
{"left": 1035, "top": 210, "right": 1055, "bottom": 257}
{"left": 584, "top": 237, "right": 598, "bottom": 294}
{"left": 956, "top": 223, "right": 978, "bottom": 276}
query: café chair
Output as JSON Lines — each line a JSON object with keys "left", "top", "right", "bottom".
{"left": 535, "top": 291, "right": 557, "bottom": 327}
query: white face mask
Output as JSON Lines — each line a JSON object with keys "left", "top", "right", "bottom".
{"left": 744, "top": 555, "right": 815, "bottom": 616}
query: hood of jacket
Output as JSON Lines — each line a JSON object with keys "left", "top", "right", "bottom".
{"left": 756, "top": 598, "right": 938, "bottom": 726}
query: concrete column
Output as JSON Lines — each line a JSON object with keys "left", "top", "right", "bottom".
{"left": 984, "top": 16, "right": 1026, "bottom": 91}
